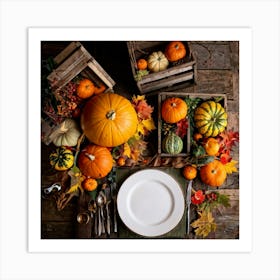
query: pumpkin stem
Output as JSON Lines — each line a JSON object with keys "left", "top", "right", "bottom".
{"left": 106, "top": 110, "right": 116, "bottom": 120}
{"left": 171, "top": 102, "right": 177, "bottom": 107}
{"left": 85, "top": 153, "right": 95, "bottom": 161}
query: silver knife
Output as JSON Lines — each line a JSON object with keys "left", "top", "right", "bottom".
{"left": 186, "top": 180, "right": 193, "bottom": 235}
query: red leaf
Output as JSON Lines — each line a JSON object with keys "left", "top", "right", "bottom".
{"left": 217, "top": 130, "right": 239, "bottom": 154}
{"left": 175, "top": 118, "right": 188, "bottom": 138}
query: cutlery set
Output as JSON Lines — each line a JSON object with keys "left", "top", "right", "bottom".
{"left": 77, "top": 182, "right": 118, "bottom": 238}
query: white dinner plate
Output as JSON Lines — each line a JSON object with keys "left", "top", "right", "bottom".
{"left": 117, "top": 169, "right": 185, "bottom": 237}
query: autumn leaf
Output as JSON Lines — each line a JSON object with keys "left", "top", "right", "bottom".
{"left": 217, "top": 130, "right": 239, "bottom": 153}
{"left": 123, "top": 142, "right": 131, "bottom": 158}
{"left": 142, "top": 118, "right": 156, "bottom": 131}
{"left": 224, "top": 160, "right": 238, "bottom": 174}
{"left": 66, "top": 166, "right": 85, "bottom": 194}
{"left": 131, "top": 95, "right": 154, "bottom": 120}
{"left": 135, "top": 119, "right": 156, "bottom": 139}
{"left": 175, "top": 118, "right": 188, "bottom": 138}
{"left": 191, "top": 210, "right": 217, "bottom": 238}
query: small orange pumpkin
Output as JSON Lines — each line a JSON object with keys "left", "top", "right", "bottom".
{"left": 165, "top": 41, "right": 187, "bottom": 62}
{"left": 82, "top": 178, "right": 98, "bottom": 191}
{"left": 204, "top": 137, "right": 220, "bottom": 156}
{"left": 77, "top": 79, "right": 95, "bottom": 99}
{"left": 137, "top": 58, "right": 148, "bottom": 70}
{"left": 161, "top": 97, "right": 188, "bottom": 124}
{"left": 183, "top": 165, "right": 197, "bottom": 180}
{"left": 200, "top": 160, "right": 227, "bottom": 187}
{"left": 78, "top": 144, "right": 113, "bottom": 179}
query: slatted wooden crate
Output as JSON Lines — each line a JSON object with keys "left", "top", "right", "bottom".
{"left": 158, "top": 92, "right": 227, "bottom": 157}
{"left": 127, "top": 41, "right": 197, "bottom": 94}
{"left": 47, "top": 41, "right": 115, "bottom": 92}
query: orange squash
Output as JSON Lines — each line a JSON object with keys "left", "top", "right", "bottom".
{"left": 81, "top": 93, "right": 138, "bottom": 147}
{"left": 77, "top": 78, "right": 95, "bottom": 99}
{"left": 78, "top": 144, "right": 113, "bottom": 179}
{"left": 165, "top": 41, "right": 187, "bottom": 62}
{"left": 204, "top": 137, "right": 220, "bottom": 156}
{"left": 161, "top": 97, "right": 188, "bottom": 124}
{"left": 200, "top": 160, "right": 227, "bottom": 187}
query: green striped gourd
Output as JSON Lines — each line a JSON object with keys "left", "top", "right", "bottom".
{"left": 194, "top": 101, "right": 227, "bottom": 137}
{"left": 49, "top": 146, "right": 74, "bottom": 171}
{"left": 162, "top": 132, "right": 183, "bottom": 154}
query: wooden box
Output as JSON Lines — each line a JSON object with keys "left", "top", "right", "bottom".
{"left": 47, "top": 41, "right": 115, "bottom": 92}
{"left": 127, "top": 41, "right": 197, "bottom": 94}
{"left": 158, "top": 92, "right": 227, "bottom": 157}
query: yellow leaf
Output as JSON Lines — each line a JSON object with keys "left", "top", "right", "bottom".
{"left": 66, "top": 166, "right": 84, "bottom": 194}
{"left": 123, "top": 142, "right": 131, "bottom": 158}
{"left": 136, "top": 122, "right": 145, "bottom": 136}
{"left": 191, "top": 210, "right": 216, "bottom": 238}
{"left": 225, "top": 160, "right": 238, "bottom": 174}
{"left": 132, "top": 95, "right": 145, "bottom": 103}
{"left": 141, "top": 118, "right": 156, "bottom": 131}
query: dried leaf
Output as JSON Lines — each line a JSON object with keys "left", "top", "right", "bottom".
{"left": 66, "top": 166, "right": 85, "bottom": 194}
{"left": 191, "top": 210, "right": 217, "bottom": 238}
{"left": 224, "top": 160, "right": 238, "bottom": 174}
{"left": 132, "top": 96, "right": 154, "bottom": 120}
{"left": 123, "top": 142, "right": 131, "bottom": 158}
{"left": 175, "top": 118, "right": 188, "bottom": 138}
{"left": 218, "top": 130, "right": 239, "bottom": 153}
{"left": 141, "top": 118, "right": 156, "bottom": 131}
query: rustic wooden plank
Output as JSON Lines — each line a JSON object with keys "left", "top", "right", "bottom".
{"left": 229, "top": 41, "right": 239, "bottom": 72}
{"left": 53, "top": 41, "right": 82, "bottom": 65}
{"left": 227, "top": 111, "right": 239, "bottom": 131}
{"left": 193, "top": 69, "right": 233, "bottom": 96}
{"left": 141, "top": 72, "right": 194, "bottom": 93}
{"left": 41, "top": 198, "right": 77, "bottom": 222}
{"left": 140, "top": 62, "right": 195, "bottom": 84}
{"left": 41, "top": 221, "right": 75, "bottom": 239}
{"left": 87, "top": 60, "right": 115, "bottom": 89}
{"left": 190, "top": 42, "right": 232, "bottom": 70}
{"left": 213, "top": 189, "right": 239, "bottom": 239}
{"left": 47, "top": 48, "right": 89, "bottom": 89}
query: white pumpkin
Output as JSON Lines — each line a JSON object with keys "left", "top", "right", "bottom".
{"left": 49, "top": 119, "right": 81, "bottom": 147}
{"left": 147, "top": 51, "right": 169, "bottom": 73}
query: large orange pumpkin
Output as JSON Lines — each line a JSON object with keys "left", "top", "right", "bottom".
{"left": 78, "top": 144, "right": 113, "bottom": 179}
{"left": 165, "top": 41, "right": 187, "bottom": 62}
{"left": 200, "top": 160, "right": 227, "bottom": 187}
{"left": 161, "top": 97, "right": 188, "bottom": 124}
{"left": 81, "top": 93, "right": 138, "bottom": 147}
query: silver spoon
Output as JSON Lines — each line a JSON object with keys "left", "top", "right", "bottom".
{"left": 96, "top": 192, "right": 106, "bottom": 235}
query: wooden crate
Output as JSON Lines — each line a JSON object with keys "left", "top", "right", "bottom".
{"left": 158, "top": 92, "right": 227, "bottom": 157}
{"left": 47, "top": 41, "right": 115, "bottom": 92}
{"left": 127, "top": 41, "right": 197, "bottom": 94}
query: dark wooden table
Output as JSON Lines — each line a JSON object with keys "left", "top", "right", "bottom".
{"left": 41, "top": 41, "right": 239, "bottom": 239}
